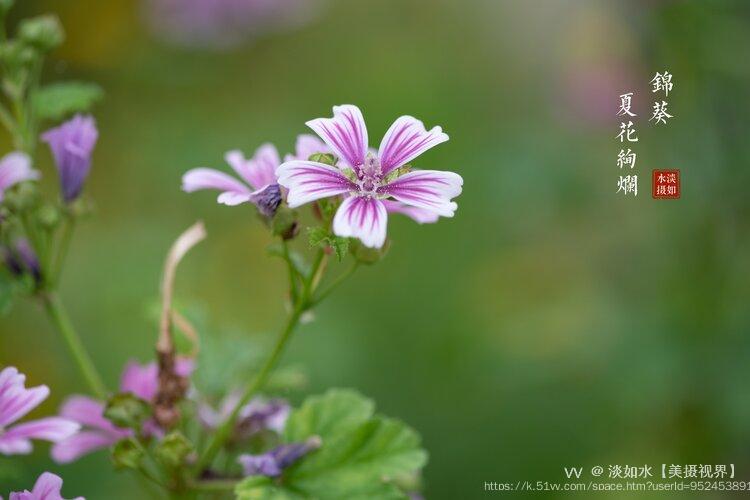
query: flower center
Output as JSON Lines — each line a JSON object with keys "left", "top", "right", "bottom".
{"left": 356, "top": 153, "right": 382, "bottom": 196}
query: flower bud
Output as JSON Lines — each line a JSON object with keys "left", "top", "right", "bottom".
{"left": 41, "top": 115, "right": 98, "bottom": 203}
{"left": 18, "top": 15, "right": 65, "bottom": 52}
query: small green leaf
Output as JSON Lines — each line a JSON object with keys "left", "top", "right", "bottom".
{"left": 285, "top": 389, "right": 374, "bottom": 444}
{"left": 104, "top": 393, "right": 151, "bottom": 429}
{"left": 307, "top": 227, "right": 349, "bottom": 261}
{"left": 32, "top": 81, "right": 103, "bottom": 121}
{"left": 154, "top": 431, "right": 193, "bottom": 467}
{"left": 111, "top": 438, "right": 143, "bottom": 470}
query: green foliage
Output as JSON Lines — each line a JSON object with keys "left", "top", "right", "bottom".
{"left": 111, "top": 438, "right": 143, "bottom": 470}
{"left": 307, "top": 227, "right": 349, "bottom": 261}
{"left": 0, "top": 270, "right": 17, "bottom": 316}
{"left": 235, "top": 389, "right": 427, "bottom": 500}
{"left": 32, "top": 81, "right": 103, "bottom": 121}
{"left": 104, "top": 393, "right": 151, "bottom": 429}
{"left": 267, "top": 242, "right": 310, "bottom": 279}
{"left": 271, "top": 205, "right": 298, "bottom": 239}
{"left": 154, "top": 431, "right": 193, "bottom": 468}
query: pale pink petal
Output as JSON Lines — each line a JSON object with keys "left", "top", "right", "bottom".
{"left": 291, "top": 134, "right": 331, "bottom": 161}
{"left": 382, "top": 200, "right": 440, "bottom": 224}
{"left": 0, "top": 152, "right": 39, "bottom": 201}
{"left": 306, "top": 105, "right": 368, "bottom": 168}
{"left": 0, "top": 383, "right": 49, "bottom": 427}
{"left": 380, "top": 170, "right": 463, "bottom": 217}
{"left": 51, "top": 430, "right": 122, "bottom": 464}
{"left": 1, "top": 417, "right": 79, "bottom": 447}
{"left": 332, "top": 196, "right": 388, "bottom": 248}
{"left": 182, "top": 167, "right": 253, "bottom": 206}
{"left": 119, "top": 360, "right": 158, "bottom": 401}
{"left": 378, "top": 116, "right": 448, "bottom": 174}
{"left": 58, "top": 396, "right": 118, "bottom": 432}
{"left": 0, "top": 367, "right": 24, "bottom": 402}
{"left": 31, "top": 472, "right": 65, "bottom": 499}
{"left": 225, "top": 144, "right": 279, "bottom": 191}
{"left": 276, "top": 160, "right": 355, "bottom": 208}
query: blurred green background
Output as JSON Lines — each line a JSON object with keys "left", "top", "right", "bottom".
{"left": 2, "top": 0, "right": 750, "bottom": 498}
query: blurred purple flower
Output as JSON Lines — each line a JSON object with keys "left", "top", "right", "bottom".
{"left": 183, "top": 144, "right": 286, "bottom": 216}
{"left": 3, "top": 238, "right": 42, "bottom": 284}
{"left": 238, "top": 436, "right": 321, "bottom": 477}
{"left": 199, "top": 393, "right": 289, "bottom": 440}
{"left": 277, "top": 105, "right": 463, "bottom": 248}
{"left": 7, "top": 472, "right": 83, "bottom": 500}
{"left": 0, "top": 367, "right": 80, "bottom": 455}
{"left": 40, "top": 115, "right": 98, "bottom": 203}
{"left": 144, "top": 0, "right": 323, "bottom": 50}
{"left": 0, "top": 152, "right": 39, "bottom": 202}
{"left": 51, "top": 358, "right": 193, "bottom": 464}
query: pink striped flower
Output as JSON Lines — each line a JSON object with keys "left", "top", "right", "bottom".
{"left": 0, "top": 367, "right": 79, "bottom": 455}
{"left": 276, "top": 105, "right": 462, "bottom": 248}
{"left": 51, "top": 358, "right": 193, "bottom": 464}
{"left": 0, "top": 152, "right": 39, "bottom": 202}
{"left": 6, "top": 471, "right": 83, "bottom": 500}
{"left": 182, "top": 144, "right": 283, "bottom": 216}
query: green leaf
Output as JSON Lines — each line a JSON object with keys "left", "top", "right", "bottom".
{"left": 284, "top": 389, "right": 374, "bottom": 444}
{"left": 306, "top": 228, "right": 349, "bottom": 261}
{"left": 104, "top": 393, "right": 151, "bottom": 429}
{"left": 236, "top": 389, "right": 426, "bottom": 499}
{"left": 111, "top": 438, "right": 143, "bottom": 470}
{"left": 32, "top": 81, "right": 103, "bottom": 121}
{"left": 18, "top": 15, "right": 64, "bottom": 52}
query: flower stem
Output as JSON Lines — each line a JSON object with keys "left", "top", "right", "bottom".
{"left": 310, "top": 260, "right": 359, "bottom": 307}
{"left": 194, "top": 248, "right": 327, "bottom": 474}
{"left": 41, "top": 291, "right": 107, "bottom": 398}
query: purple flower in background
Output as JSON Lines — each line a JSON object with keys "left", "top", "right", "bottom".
{"left": 183, "top": 144, "right": 284, "bottom": 216}
{"left": 7, "top": 472, "right": 83, "bottom": 500}
{"left": 41, "top": 115, "right": 98, "bottom": 203}
{"left": 199, "top": 393, "right": 289, "bottom": 441}
{"left": 144, "top": 0, "right": 323, "bottom": 50}
{"left": 0, "top": 152, "right": 39, "bottom": 202}
{"left": 51, "top": 358, "right": 193, "bottom": 463}
{"left": 276, "top": 105, "right": 463, "bottom": 248}
{"left": 0, "top": 367, "right": 79, "bottom": 455}
{"left": 2, "top": 239, "right": 41, "bottom": 283}
{"left": 238, "top": 436, "right": 321, "bottom": 477}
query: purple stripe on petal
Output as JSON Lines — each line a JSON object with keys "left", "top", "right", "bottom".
{"left": 378, "top": 116, "right": 449, "bottom": 174}
{"left": 1, "top": 417, "right": 79, "bottom": 445}
{"left": 0, "top": 384, "right": 49, "bottom": 428}
{"left": 332, "top": 196, "right": 388, "bottom": 248}
{"left": 276, "top": 160, "right": 354, "bottom": 208}
{"left": 380, "top": 170, "right": 463, "bottom": 217}
{"left": 306, "top": 104, "right": 368, "bottom": 168}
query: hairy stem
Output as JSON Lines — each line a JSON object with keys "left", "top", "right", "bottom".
{"left": 41, "top": 292, "right": 107, "bottom": 398}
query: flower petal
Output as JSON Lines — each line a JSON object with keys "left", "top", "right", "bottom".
{"left": 276, "top": 160, "right": 355, "bottom": 208}
{"left": 306, "top": 104, "right": 368, "bottom": 168}
{"left": 31, "top": 472, "right": 63, "bottom": 499}
{"left": 182, "top": 167, "right": 252, "bottom": 206}
{"left": 51, "top": 430, "right": 121, "bottom": 464}
{"left": 0, "top": 417, "right": 79, "bottom": 454}
{"left": 289, "top": 134, "right": 331, "bottom": 162}
{"left": 0, "top": 381, "right": 49, "bottom": 427}
{"left": 58, "top": 396, "right": 117, "bottom": 432}
{"left": 332, "top": 196, "right": 388, "bottom": 248}
{"left": 225, "top": 144, "right": 279, "bottom": 191}
{"left": 119, "top": 360, "right": 158, "bottom": 401}
{"left": 378, "top": 116, "right": 448, "bottom": 174}
{"left": 382, "top": 200, "right": 440, "bottom": 224}
{"left": 0, "top": 152, "right": 39, "bottom": 200}
{"left": 380, "top": 170, "right": 463, "bottom": 217}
